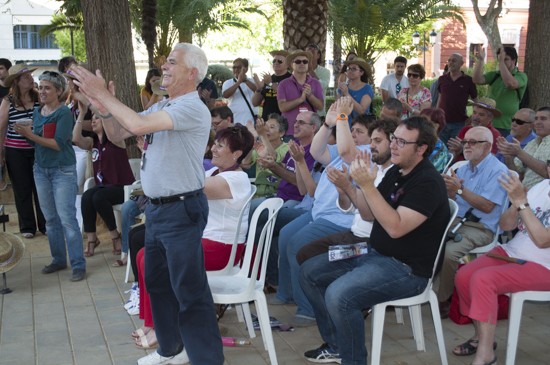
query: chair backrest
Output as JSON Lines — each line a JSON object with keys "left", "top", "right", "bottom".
{"left": 443, "top": 152, "right": 455, "bottom": 173}
{"left": 428, "top": 199, "right": 459, "bottom": 282}
{"left": 215, "top": 185, "right": 257, "bottom": 275}
{"left": 445, "top": 160, "right": 468, "bottom": 175}
{"left": 129, "top": 158, "right": 141, "bottom": 180}
{"left": 236, "top": 198, "right": 283, "bottom": 290}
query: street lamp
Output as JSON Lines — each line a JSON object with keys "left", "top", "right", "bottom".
{"left": 412, "top": 29, "right": 437, "bottom": 67}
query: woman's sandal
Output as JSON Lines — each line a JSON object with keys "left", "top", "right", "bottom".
{"left": 84, "top": 239, "right": 100, "bottom": 257}
{"left": 453, "top": 339, "right": 497, "bottom": 356}
{"left": 113, "top": 255, "right": 127, "bottom": 267}
{"left": 111, "top": 233, "right": 122, "bottom": 255}
{"left": 135, "top": 330, "right": 158, "bottom": 349}
{"left": 131, "top": 327, "right": 151, "bottom": 339}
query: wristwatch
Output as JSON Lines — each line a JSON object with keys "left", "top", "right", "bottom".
{"left": 517, "top": 203, "right": 530, "bottom": 212}
{"left": 336, "top": 113, "right": 348, "bottom": 121}
{"left": 457, "top": 184, "right": 464, "bottom": 196}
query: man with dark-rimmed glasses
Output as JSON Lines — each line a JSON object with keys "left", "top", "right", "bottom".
{"left": 436, "top": 126, "right": 508, "bottom": 318}
{"left": 300, "top": 116, "right": 450, "bottom": 364}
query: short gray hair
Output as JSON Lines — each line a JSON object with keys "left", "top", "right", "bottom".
{"left": 39, "top": 71, "right": 66, "bottom": 93}
{"left": 174, "top": 43, "right": 208, "bottom": 85}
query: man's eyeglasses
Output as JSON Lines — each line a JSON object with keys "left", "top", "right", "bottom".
{"left": 272, "top": 59, "right": 284, "bottom": 64}
{"left": 396, "top": 83, "right": 402, "bottom": 94}
{"left": 294, "top": 59, "right": 309, "bottom": 65}
{"left": 460, "top": 140, "right": 488, "bottom": 146}
{"left": 407, "top": 73, "right": 421, "bottom": 79}
{"left": 390, "top": 133, "right": 418, "bottom": 148}
{"left": 295, "top": 119, "right": 314, "bottom": 126}
{"left": 512, "top": 118, "right": 531, "bottom": 125}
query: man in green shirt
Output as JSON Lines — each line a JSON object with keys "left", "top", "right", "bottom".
{"left": 473, "top": 46, "right": 527, "bottom": 137}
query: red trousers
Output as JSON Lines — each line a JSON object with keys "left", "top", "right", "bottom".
{"left": 138, "top": 240, "right": 245, "bottom": 326}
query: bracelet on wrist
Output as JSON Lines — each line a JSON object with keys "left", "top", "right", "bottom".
{"left": 99, "top": 112, "right": 113, "bottom": 119}
{"left": 323, "top": 122, "right": 334, "bottom": 129}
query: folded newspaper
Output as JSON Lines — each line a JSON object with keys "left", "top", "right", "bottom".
{"left": 328, "top": 242, "right": 369, "bottom": 261}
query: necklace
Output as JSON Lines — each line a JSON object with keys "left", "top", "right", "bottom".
{"left": 41, "top": 103, "right": 61, "bottom": 117}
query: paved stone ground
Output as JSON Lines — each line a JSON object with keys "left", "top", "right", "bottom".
{"left": 1, "top": 191, "right": 549, "bottom": 364}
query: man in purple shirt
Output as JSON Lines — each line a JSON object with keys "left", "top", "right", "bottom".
{"left": 437, "top": 53, "right": 477, "bottom": 144}
{"left": 278, "top": 50, "right": 324, "bottom": 137}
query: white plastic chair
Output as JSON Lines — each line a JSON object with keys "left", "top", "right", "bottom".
{"left": 369, "top": 199, "right": 458, "bottom": 365}
{"left": 505, "top": 290, "right": 550, "bottom": 365}
{"left": 207, "top": 184, "right": 257, "bottom": 276}
{"left": 208, "top": 198, "right": 283, "bottom": 365}
{"left": 442, "top": 151, "right": 455, "bottom": 173}
{"left": 445, "top": 160, "right": 468, "bottom": 176}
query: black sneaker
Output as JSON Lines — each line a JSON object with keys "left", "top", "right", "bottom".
{"left": 70, "top": 269, "right": 86, "bottom": 282}
{"left": 304, "top": 343, "right": 342, "bottom": 363}
{"left": 42, "top": 263, "right": 67, "bottom": 274}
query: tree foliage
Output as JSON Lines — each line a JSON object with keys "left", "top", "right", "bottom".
{"left": 329, "top": 0, "right": 464, "bottom": 63}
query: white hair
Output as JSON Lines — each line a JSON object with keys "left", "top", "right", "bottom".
{"left": 468, "top": 126, "right": 494, "bottom": 145}
{"left": 174, "top": 43, "right": 208, "bottom": 85}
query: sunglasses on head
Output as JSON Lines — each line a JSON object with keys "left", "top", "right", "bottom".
{"left": 272, "top": 59, "right": 284, "bottom": 64}
{"left": 512, "top": 118, "right": 531, "bottom": 125}
{"left": 407, "top": 73, "right": 421, "bottom": 79}
{"left": 294, "top": 59, "right": 309, "bottom": 65}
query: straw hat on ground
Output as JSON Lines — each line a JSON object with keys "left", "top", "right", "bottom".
{"left": 0, "top": 232, "right": 25, "bottom": 274}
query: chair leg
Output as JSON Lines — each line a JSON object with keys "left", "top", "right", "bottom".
{"left": 124, "top": 252, "right": 131, "bottom": 283}
{"left": 506, "top": 293, "right": 525, "bottom": 365}
{"left": 255, "top": 293, "right": 278, "bottom": 365}
{"left": 370, "top": 304, "right": 387, "bottom": 365}
{"left": 395, "top": 307, "right": 404, "bottom": 324}
{"left": 241, "top": 302, "right": 256, "bottom": 339}
{"left": 408, "top": 304, "right": 425, "bottom": 351}
{"left": 429, "top": 293, "right": 448, "bottom": 365}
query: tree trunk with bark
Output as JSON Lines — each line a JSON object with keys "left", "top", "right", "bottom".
{"left": 80, "top": 0, "right": 141, "bottom": 158}
{"left": 283, "top": 0, "right": 328, "bottom": 64}
{"left": 141, "top": 0, "right": 157, "bottom": 69}
{"left": 524, "top": 0, "right": 549, "bottom": 110}
{"left": 471, "top": 0, "right": 503, "bottom": 60}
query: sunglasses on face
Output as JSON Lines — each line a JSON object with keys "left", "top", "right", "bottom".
{"left": 272, "top": 59, "right": 284, "bottom": 64}
{"left": 407, "top": 73, "right": 421, "bottom": 79}
{"left": 294, "top": 59, "right": 309, "bottom": 65}
{"left": 346, "top": 67, "right": 361, "bottom": 72}
{"left": 512, "top": 118, "right": 531, "bottom": 125}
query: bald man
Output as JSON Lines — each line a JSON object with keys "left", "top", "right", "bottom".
{"left": 437, "top": 53, "right": 478, "bottom": 144}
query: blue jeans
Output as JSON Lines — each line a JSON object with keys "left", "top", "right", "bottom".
{"left": 300, "top": 249, "right": 428, "bottom": 365}
{"left": 34, "top": 164, "right": 85, "bottom": 271}
{"left": 121, "top": 199, "right": 141, "bottom": 254}
{"left": 144, "top": 193, "right": 223, "bottom": 364}
{"left": 278, "top": 212, "right": 349, "bottom": 317}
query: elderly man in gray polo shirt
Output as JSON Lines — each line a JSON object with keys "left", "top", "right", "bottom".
{"left": 71, "top": 43, "right": 223, "bottom": 365}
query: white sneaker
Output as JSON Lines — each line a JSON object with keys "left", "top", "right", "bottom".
{"left": 137, "top": 349, "right": 189, "bottom": 365}
{"left": 124, "top": 283, "right": 139, "bottom": 310}
{"left": 127, "top": 302, "right": 140, "bottom": 316}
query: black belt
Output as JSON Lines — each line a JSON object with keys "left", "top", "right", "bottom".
{"left": 150, "top": 189, "right": 202, "bottom": 205}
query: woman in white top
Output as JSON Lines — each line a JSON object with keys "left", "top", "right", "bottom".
{"left": 203, "top": 124, "right": 255, "bottom": 270}
{"left": 452, "top": 170, "right": 550, "bottom": 365}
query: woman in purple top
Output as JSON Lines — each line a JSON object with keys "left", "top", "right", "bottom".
{"left": 72, "top": 103, "right": 135, "bottom": 263}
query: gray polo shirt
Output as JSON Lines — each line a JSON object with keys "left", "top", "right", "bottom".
{"left": 139, "top": 91, "right": 210, "bottom": 198}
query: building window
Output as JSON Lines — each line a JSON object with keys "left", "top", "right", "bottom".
{"left": 13, "top": 25, "right": 58, "bottom": 49}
